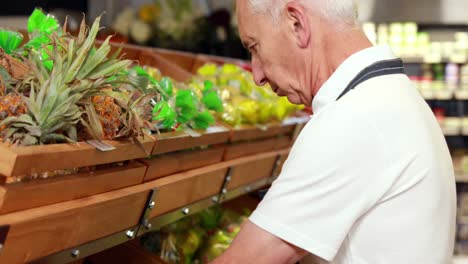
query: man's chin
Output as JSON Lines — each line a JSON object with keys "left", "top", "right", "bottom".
{"left": 285, "top": 94, "right": 302, "bottom": 105}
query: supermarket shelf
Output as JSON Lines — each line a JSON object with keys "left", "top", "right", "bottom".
{"left": 32, "top": 178, "right": 273, "bottom": 263}
{"left": 402, "top": 55, "right": 467, "bottom": 64}
{"left": 137, "top": 177, "right": 270, "bottom": 237}
{"left": 457, "top": 172, "right": 468, "bottom": 183}
{"left": 454, "top": 255, "right": 468, "bottom": 264}
{"left": 418, "top": 89, "right": 468, "bottom": 100}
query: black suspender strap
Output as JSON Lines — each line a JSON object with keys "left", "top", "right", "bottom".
{"left": 336, "top": 59, "right": 405, "bottom": 101}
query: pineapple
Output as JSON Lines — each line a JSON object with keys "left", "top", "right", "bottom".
{"left": 91, "top": 95, "right": 121, "bottom": 140}
{"left": 0, "top": 15, "right": 148, "bottom": 146}
{"left": 0, "top": 59, "right": 27, "bottom": 134}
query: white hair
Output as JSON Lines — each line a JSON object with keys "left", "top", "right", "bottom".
{"left": 248, "top": 0, "right": 358, "bottom": 26}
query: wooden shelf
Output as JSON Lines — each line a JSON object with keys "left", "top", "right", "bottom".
{"left": 0, "top": 148, "right": 290, "bottom": 263}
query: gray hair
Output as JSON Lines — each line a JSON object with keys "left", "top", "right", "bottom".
{"left": 248, "top": 0, "right": 359, "bottom": 26}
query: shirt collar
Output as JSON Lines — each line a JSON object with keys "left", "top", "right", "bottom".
{"left": 311, "top": 45, "right": 397, "bottom": 114}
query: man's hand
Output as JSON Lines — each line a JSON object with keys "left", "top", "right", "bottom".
{"left": 211, "top": 220, "right": 308, "bottom": 264}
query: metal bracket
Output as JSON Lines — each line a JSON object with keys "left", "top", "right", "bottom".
{"left": 136, "top": 188, "right": 159, "bottom": 236}
{"left": 268, "top": 155, "right": 283, "bottom": 185}
{"left": 291, "top": 121, "right": 306, "bottom": 142}
{"left": 137, "top": 197, "right": 217, "bottom": 237}
{"left": 32, "top": 226, "right": 139, "bottom": 264}
{"left": 0, "top": 225, "right": 10, "bottom": 255}
{"left": 222, "top": 178, "right": 270, "bottom": 202}
{"left": 216, "top": 167, "right": 233, "bottom": 204}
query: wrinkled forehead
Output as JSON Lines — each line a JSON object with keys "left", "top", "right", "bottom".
{"left": 236, "top": 0, "right": 255, "bottom": 19}
{"left": 236, "top": 0, "right": 256, "bottom": 37}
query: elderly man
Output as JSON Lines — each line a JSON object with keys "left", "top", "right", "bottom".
{"left": 213, "top": 0, "right": 456, "bottom": 264}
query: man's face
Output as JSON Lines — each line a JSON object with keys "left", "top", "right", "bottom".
{"left": 236, "top": 0, "right": 306, "bottom": 105}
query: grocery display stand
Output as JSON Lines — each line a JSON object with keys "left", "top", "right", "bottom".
{"left": 0, "top": 43, "right": 308, "bottom": 263}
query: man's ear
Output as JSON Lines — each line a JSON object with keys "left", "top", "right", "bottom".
{"left": 285, "top": 1, "right": 310, "bottom": 48}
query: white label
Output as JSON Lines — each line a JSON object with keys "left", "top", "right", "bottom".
{"left": 255, "top": 124, "right": 268, "bottom": 131}
{"left": 282, "top": 116, "right": 311, "bottom": 125}
{"left": 206, "top": 126, "right": 228, "bottom": 133}
{"left": 184, "top": 127, "right": 202, "bottom": 138}
{"left": 86, "top": 140, "right": 116, "bottom": 152}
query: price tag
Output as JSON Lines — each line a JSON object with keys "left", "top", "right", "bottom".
{"left": 184, "top": 127, "right": 202, "bottom": 138}
{"left": 87, "top": 140, "right": 116, "bottom": 152}
{"left": 206, "top": 126, "right": 228, "bottom": 133}
{"left": 255, "top": 124, "right": 268, "bottom": 131}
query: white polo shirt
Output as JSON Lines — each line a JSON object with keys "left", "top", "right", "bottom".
{"left": 249, "top": 46, "right": 457, "bottom": 264}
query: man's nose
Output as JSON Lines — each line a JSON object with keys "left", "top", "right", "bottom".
{"left": 251, "top": 56, "right": 267, "bottom": 86}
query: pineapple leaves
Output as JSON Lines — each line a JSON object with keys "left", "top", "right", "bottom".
{"left": 64, "top": 16, "right": 101, "bottom": 83}
{"left": 1, "top": 11, "right": 162, "bottom": 146}
{"left": 84, "top": 102, "right": 104, "bottom": 139}
{"left": 76, "top": 35, "right": 112, "bottom": 80}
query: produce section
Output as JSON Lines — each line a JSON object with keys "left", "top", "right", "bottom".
{"left": 0, "top": 9, "right": 306, "bottom": 264}
{"left": 0, "top": 1, "right": 462, "bottom": 263}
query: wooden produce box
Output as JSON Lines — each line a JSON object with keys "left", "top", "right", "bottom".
{"left": 0, "top": 187, "right": 151, "bottom": 263}
{"left": 108, "top": 43, "right": 193, "bottom": 83}
{"left": 0, "top": 159, "right": 230, "bottom": 263}
{"left": 0, "top": 148, "right": 289, "bottom": 263}
{"left": 151, "top": 48, "right": 250, "bottom": 74}
{"left": 0, "top": 137, "right": 154, "bottom": 213}
{"left": 142, "top": 125, "right": 230, "bottom": 182}
{"left": 223, "top": 123, "right": 297, "bottom": 161}
{"left": 108, "top": 43, "right": 230, "bottom": 181}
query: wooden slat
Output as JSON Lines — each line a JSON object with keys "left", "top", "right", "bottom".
{"left": 0, "top": 190, "right": 149, "bottom": 263}
{"left": 148, "top": 169, "right": 227, "bottom": 218}
{"left": 229, "top": 123, "right": 296, "bottom": 142}
{"left": 0, "top": 161, "right": 147, "bottom": 214}
{"left": 144, "top": 147, "right": 224, "bottom": 182}
{"left": 194, "top": 54, "right": 250, "bottom": 71}
{"left": 0, "top": 137, "right": 154, "bottom": 178}
{"left": 227, "top": 156, "right": 277, "bottom": 190}
{"left": 152, "top": 129, "right": 229, "bottom": 155}
{"left": 153, "top": 48, "right": 197, "bottom": 74}
{"left": 223, "top": 136, "right": 292, "bottom": 161}
{"left": 146, "top": 149, "right": 289, "bottom": 219}
{"left": 87, "top": 241, "right": 166, "bottom": 264}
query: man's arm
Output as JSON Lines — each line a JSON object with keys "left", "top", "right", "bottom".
{"left": 211, "top": 220, "right": 308, "bottom": 264}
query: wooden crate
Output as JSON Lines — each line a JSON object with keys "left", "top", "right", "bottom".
{"left": 143, "top": 147, "right": 224, "bottom": 182}
{"left": 0, "top": 137, "right": 154, "bottom": 180}
{"left": 148, "top": 168, "right": 227, "bottom": 218}
{"left": 151, "top": 126, "right": 230, "bottom": 155}
{"left": 227, "top": 156, "right": 278, "bottom": 190}
{"left": 0, "top": 160, "right": 147, "bottom": 214}
{"left": 229, "top": 123, "right": 297, "bottom": 143}
{"left": 223, "top": 136, "right": 292, "bottom": 161}
{"left": 0, "top": 149, "right": 289, "bottom": 263}
{"left": 0, "top": 187, "right": 150, "bottom": 263}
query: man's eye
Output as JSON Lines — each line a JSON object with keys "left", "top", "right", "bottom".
{"left": 249, "top": 44, "right": 257, "bottom": 53}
